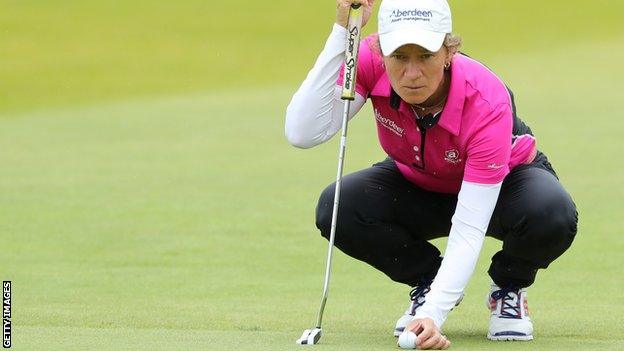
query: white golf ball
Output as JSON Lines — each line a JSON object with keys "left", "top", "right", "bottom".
{"left": 397, "top": 330, "right": 418, "bottom": 349}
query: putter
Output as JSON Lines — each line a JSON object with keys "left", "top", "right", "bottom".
{"left": 296, "top": 2, "right": 364, "bottom": 346}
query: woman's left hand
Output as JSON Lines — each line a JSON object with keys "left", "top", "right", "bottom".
{"left": 405, "top": 318, "right": 451, "bottom": 350}
{"left": 335, "top": 0, "right": 376, "bottom": 29}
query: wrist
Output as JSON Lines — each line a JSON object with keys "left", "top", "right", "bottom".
{"left": 414, "top": 311, "right": 443, "bottom": 329}
{"left": 331, "top": 22, "right": 348, "bottom": 34}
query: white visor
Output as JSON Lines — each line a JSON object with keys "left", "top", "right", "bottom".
{"left": 377, "top": 0, "right": 452, "bottom": 56}
{"left": 379, "top": 27, "right": 446, "bottom": 55}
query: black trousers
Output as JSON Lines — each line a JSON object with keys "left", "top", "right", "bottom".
{"left": 315, "top": 153, "right": 578, "bottom": 288}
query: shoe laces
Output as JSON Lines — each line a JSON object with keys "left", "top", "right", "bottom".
{"left": 408, "top": 281, "right": 431, "bottom": 314}
{"left": 491, "top": 287, "right": 523, "bottom": 319}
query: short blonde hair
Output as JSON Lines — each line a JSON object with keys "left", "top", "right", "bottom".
{"left": 370, "top": 33, "right": 463, "bottom": 56}
{"left": 443, "top": 33, "right": 462, "bottom": 52}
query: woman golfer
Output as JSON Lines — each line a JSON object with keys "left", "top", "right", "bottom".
{"left": 285, "top": 0, "right": 578, "bottom": 348}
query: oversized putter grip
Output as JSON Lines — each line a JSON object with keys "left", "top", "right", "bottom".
{"left": 341, "top": 3, "right": 364, "bottom": 100}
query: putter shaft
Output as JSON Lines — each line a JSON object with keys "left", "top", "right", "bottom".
{"left": 316, "top": 99, "right": 351, "bottom": 328}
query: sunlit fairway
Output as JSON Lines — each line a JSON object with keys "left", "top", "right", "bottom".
{"left": 1, "top": 0, "right": 623, "bottom": 350}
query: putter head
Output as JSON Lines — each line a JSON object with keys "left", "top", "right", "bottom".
{"left": 296, "top": 327, "right": 322, "bottom": 345}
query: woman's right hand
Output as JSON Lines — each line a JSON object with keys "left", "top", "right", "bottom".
{"left": 404, "top": 318, "right": 451, "bottom": 350}
{"left": 336, "top": 0, "right": 375, "bottom": 29}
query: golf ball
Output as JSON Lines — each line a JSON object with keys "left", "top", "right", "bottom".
{"left": 397, "top": 330, "right": 417, "bottom": 349}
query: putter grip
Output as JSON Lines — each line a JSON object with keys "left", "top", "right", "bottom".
{"left": 341, "top": 3, "right": 363, "bottom": 100}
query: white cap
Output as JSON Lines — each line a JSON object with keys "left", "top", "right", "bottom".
{"left": 378, "top": 0, "right": 452, "bottom": 55}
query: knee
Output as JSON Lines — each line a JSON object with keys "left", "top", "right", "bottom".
{"left": 527, "top": 194, "right": 578, "bottom": 242}
{"left": 315, "top": 183, "right": 336, "bottom": 239}
{"left": 514, "top": 192, "right": 578, "bottom": 260}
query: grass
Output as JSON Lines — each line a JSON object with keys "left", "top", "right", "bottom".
{"left": 1, "top": 0, "right": 624, "bottom": 350}
{"left": 2, "top": 0, "right": 622, "bottom": 112}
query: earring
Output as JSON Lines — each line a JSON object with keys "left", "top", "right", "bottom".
{"left": 444, "top": 62, "right": 451, "bottom": 70}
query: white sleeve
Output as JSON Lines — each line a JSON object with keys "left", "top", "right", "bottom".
{"left": 285, "top": 23, "right": 366, "bottom": 149}
{"left": 414, "top": 181, "right": 502, "bottom": 328}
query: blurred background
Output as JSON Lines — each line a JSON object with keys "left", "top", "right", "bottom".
{"left": 1, "top": 0, "right": 623, "bottom": 350}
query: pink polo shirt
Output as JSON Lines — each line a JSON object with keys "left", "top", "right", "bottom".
{"left": 339, "top": 35, "right": 536, "bottom": 194}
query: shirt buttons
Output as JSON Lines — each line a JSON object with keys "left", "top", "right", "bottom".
{"left": 414, "top": 155, "right": 421, "bottom": 161}
{"left": 413, "top": 146, "right": 419, "bottom": 152}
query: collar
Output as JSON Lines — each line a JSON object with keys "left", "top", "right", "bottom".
{"left": 370, "top": 56, "right": 466, "bottom": 136}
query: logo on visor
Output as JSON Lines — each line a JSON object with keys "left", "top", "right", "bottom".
{"left": 444, "top": 149, "right": 461, "bottom": 164}
{"left": 390, "top": 9, "right": 433, "bottom": 23}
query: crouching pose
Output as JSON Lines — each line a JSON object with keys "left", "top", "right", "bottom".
{"left": 285, "top": 0, "right": 578, "bottom": 348}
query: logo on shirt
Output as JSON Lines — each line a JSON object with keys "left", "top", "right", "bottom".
{"left": 374, "top": 108, "right": 404, "bottom": 136}
{"left": 444, "top": 149, "right": 461, "bottom": 164}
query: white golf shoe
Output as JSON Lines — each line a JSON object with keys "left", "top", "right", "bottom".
{"left": 394, "top": 283, "right": 430, "bottom": 337}
{"left": 486, "top": 284, "right": 533, "bottom": 341}
{"left": 394, "top": 283, "right": 463, "bottom": 337}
